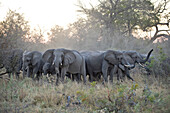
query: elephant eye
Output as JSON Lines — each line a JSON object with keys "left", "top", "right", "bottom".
{"left": 118, "top": 57, "right": 122, "bottom": 61}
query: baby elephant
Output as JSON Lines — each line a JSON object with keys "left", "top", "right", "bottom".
{"left": 22, "top": 51, "right": 44, "bottom": 80}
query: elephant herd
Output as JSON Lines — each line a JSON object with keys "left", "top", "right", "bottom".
{"left": 0, "top": 48, "right": 153, "bottom": 85}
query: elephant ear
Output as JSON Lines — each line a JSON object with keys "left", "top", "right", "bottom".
{"left": 43, "top": 62, "right": 50, "bottom": 70}
{"left": 32, "top": 53, "right": 39, "bottom": 66}
{"left": 104, "top": 51, "right": 118, "bottom": 65}
{"left": 42, "top": 49, "right": 55, "bottom": 63}
{"left": 64, "top": 52, "right": 76, "bottom": 65}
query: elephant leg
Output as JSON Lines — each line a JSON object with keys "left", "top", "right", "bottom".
{"left": 118, "top": 68, "right": 123, "bottom": 82}
{"left": 125, "top": 68, "right": 134, "bottom": 81}
{"left": 22, "top": 69, "right": 26, "bottom": 79}
{"left": 102, "top": 62, "right": 109, "bottom": 83}
{"left": 77, "top": 73, "right": 82, "bottom": 82}
{"left": 36, "top": 72, "right": 41, "bottom": 81}
{"left": 61, "top": 66, "right": 68, "bottom": 83}
{"left": 89, "top": 73, "right": 94, "bottom": 82}
{"left": 97, "top": 73, "right": 101, "bottom": 81}
{"left": 80, "top": 60, "right": 86, "bottom": 84}
{"left": 32, "top": 67, "right": 39, "bottom": 80}
{"left": 110, "top": 65, "right": 118, "bottom": 83}
{"left": 87, "top": 68, "right": 93, "bottom": 82}
{"left": 82, "top": 72, "right": 86, "bottom": 84}
{"left": 65, "top": 73, "right": 72, "bottom": 80}
{"left": 102, "top": 69, "right": 108, "bottom": 83}
{"left": 46, "top": 74, "right": 51, "bottom": 83}
{"left": 72, "top": 73, "right": 82, "bottom": 82}
{"left": 15, "top": 72, "right": 20, "bottom": 79}
{"left": 26, "top": 67, "right": 30, "bottom": 78}
{"left": 56, "top": 73, "right": 59, "bottom": 85}
{"left": 72, "top": 74, "right": 75, "bottom": 81}
{"left": 73, "top": 74, "right": 80, "bottom": 83}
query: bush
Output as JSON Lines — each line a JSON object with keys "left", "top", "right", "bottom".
{"left": 147, "top": 46, "right": 170, "bottom": 78}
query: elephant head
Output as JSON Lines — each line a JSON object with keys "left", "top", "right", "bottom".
{"left": 53, "top": 49, "right": 76, "bottom": 74}
{"left": 43, "top": 62, "right": 50, "bottom": 75}
{"left": 23, "top": 51, "right": 41, "bottom": 67}
{"left": 124, "top": 49, "right": 153, "bottom": 67}
{"left": 42, "top": 49, "right": 55, "bottom": 74}
{"left": 42, "top": 49, "right": 55, "bottom": 63}
{"left": 23, "top": 51, "right": 32, "bottom": 68}
{"left": 104, "top": 50, "right": 134, "bottom": 71}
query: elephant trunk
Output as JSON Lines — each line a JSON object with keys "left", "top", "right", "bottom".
{"left": 55, "top": 67, "right": 60, "bottom": 74}
{"left": 139, "top": 49, "right": 153, "bottom": 63}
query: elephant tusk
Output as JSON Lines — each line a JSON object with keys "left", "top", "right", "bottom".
{"left": 52, "top": 62, "right": 55, "bottom": 65}
{"left": 124, "top": 64, "right": 131, "bottom": 67}
{"left": 124, "top": 64, "right": 135, "bottom": 68}
{"left": 139, "top": 63, "right": 145, "bottom": 68}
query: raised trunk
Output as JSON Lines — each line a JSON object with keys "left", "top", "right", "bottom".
{"left": 140, "top": 49, "right": 153, "bottom": 63}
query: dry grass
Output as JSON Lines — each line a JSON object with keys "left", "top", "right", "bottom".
{"left": 0, "top": 73, "right": 169, "bottom": 113}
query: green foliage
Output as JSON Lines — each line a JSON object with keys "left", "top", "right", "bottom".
{"left": 157, "top": 46, "right": 167, "bottom": 62}
{"left": 146, "top": 45, "right": 169, "bottom": 76}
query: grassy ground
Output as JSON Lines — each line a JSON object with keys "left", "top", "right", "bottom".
{"left": 0, "top": 73, "right": 169, "bottom": 113}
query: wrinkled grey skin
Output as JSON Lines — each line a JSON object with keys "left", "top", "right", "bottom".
{"left": 53, "top": 48, "right": 86, "bottom": 85}
{"left": 43, "top": 48, "right": 87, "bottom": 85}
{"left": 42, "top": 49, "right": 72, "bottom": 82}
{"left": 22, "top": 51, "right": 44, "bottom": 80}
{"left": 80, "top": 51, "right": 103, "bottom": 82}
{"left": 0, "top": 49, "right": 23, "bottom": 79}
{"left": 81, "top": 50, "right": 134, "bottom": 83}
{"left": 43, "top": 62, "right": 56, "bottom": 76}
{"left": 42, "top": 49, "right": 55, "bottom": 76}
{"left": 123, "top": 49, "right": 153, "bottom": 67}
{"left": 117, "top": 49, "right": 153, "bottom": 80}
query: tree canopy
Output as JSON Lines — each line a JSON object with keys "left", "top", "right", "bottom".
{"left": 77, "top": 0, "right": 169, "bottom": 42}
{"left": 0, "top": 10, "right": 30, "bottom": 49}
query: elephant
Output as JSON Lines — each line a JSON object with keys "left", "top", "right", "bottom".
{"left": 42, "top": 49, "right": 55, "bottom": 75}
{"left": 80, "top": 50, "right": 134, "bottom": 83}
{"left": 115, "top": 49, "right": 154, "bottom": 81}
{"left": 80, "top": 51, "right": 104, "bottom": 82}
{"left": 42, "top": 58, "right": 74, "bottom": 81}
{"left": 42, "top": 48, "right": 87, "bottom": 85}
{"left": 0, "top": 49, "right": 23, "bottom": 79}
{"left": 123, "top": 49, "right": 153, "bottom": 67}
{"left": 43, "top": 62, "right": 55, "bottom": 75}
{"left": 22, "top": 51, "right": 44, "bottom": 80}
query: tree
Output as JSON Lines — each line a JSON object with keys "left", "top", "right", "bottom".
{"left": 0, "top": 9, "right": 30, "bottom": 49}
{"left": 149, "top": 0, "right": 170, "bottom": 42}
{"left": 77, "top": 0, "right": 169, "bottom": 43}
{"left": 47, "top": 25, "right": 72, "bottom": 48}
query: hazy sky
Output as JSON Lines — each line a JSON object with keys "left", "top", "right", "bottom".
{"left": 0, "top": 0, "right": 169, "bottom": 31}
{"left": 0, "top": 0, "right": 97, "bottom": 30}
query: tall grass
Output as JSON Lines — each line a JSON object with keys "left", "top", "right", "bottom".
{"left": 0, "top": 73, "right": 169, "bottom": 113}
